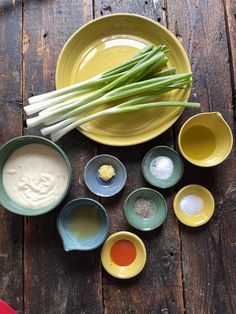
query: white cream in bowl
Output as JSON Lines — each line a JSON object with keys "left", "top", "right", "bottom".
{"left": 2, "top": 143, "right": 69, "bottom": 209}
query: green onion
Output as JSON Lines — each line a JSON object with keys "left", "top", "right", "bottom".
{"left": 25, "top": 44, "right": 200, "bottom": 141}
{"left": 46, "top": 101, "right": 199, "bottom": 142}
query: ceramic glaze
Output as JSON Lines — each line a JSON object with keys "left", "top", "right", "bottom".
{"left": 84, "top": 154, "right": 127, "bottom": 197}
{"left": 124, "top": 188, "right": 167, "bottom": 231}
{"left": 76, "top": 36, "right": 144, "bottom": 82}
{"left": 57, "top": 198, "right": 109, "bottom": 251}
{"left": 173, "top": 185, "right": 215, "bottom": 227}
{"left": 56, "top": 14, "right": 191, "bottom": 146}
{"left": 142, "top": 146, "right": 184, "bottom": 189}
{"left": 2, "top": 144, "right": 68, "bottom": 209}
{"left": 67, "top": 205, "right": 101, "bottom": 239}
{"left": 178, "top": 112, "right": 233, "bottom": 167}
{"left": 181, "top": 125, "right": 216, "bottom": 160}
{"left": 101, "top": 231, "right": 146, "bottom": 279}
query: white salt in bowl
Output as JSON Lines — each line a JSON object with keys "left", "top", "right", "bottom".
{"left": 142, "top": 146, "right": 184, "bottom": 189}
{"left": 173, "top": 184, "right": 215, "bottom": 227}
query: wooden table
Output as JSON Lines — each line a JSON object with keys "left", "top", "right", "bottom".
{"left": 0, "top": 1, "right": 235, "bottom": 313}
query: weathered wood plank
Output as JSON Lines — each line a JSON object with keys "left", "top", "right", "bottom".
{"left": 168, "top": 0, "right": 236, "bottom": 313}
{"left": 224, "top": 0, "right": 236, "bottom": 121}
{"left": 99, "top": 134, "right": 186, "bottom": 314}
{"left": 99, "top": 143, "right": 185, "bottom": 314}
{"left": 22, "top": 1, "right": 103, "bottom": 313}
{"left": 94, "top": 1, "right": 185, "bottom": 313}
{"left": 0, "top": 1, "right": 23, "bottom": 313}
{"left": 95, "top": 0, "right": 165, "bottom": 23}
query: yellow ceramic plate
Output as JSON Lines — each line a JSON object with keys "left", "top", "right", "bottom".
{"left": 101, "top": 231, "right": 146, "bottom": 279}
{"left": 56, "top": 14, "right": 191, "bottom": 146}
{"left": 173, "top": 184, "right": 215, "bottom": 227}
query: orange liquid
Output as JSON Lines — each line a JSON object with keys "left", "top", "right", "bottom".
{"left": 110, "top": 240, "right": 137, "bottom": 266}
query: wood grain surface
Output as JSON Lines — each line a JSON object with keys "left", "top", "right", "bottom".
{"left": 168, "top": 0, "right": 236, "bottom": 313}
{"left": 224, "top": 0, "right": 236, "bottom": 128}
{"left": 0, "top": 1, "right": 23, "bottom": 313}
{"left": 0, "top": 0, "right": 235, "bottom": 313}
{"left": 22, "top": 1, "right": 103, "bottom": 313}
{"left": 94, "top": 1, "right": 185, "bottom": 313}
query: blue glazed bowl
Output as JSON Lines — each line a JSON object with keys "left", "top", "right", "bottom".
{"left": 57, "top": 198, "right": 109, "bottom": 251}
{"left": 0, "top": 135, "right": 72, "bottom": 216}
{"left": 84, "top": 154, "right": 127, "bottom": 197}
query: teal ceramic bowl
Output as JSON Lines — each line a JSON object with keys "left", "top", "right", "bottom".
{"left": 57, "top": 198, "right": 109, "bottom": 251}
{"left": 0, "top": 135, "right": 72, "bottom": 216}
{"left": 84, "top": 154, "right": 127, "bottom": 197}
{"left": 124, "top": 188, "right": 167, "bottom": 231}
{"left": 142, "top": 146, "right": 184, "bottom": 189}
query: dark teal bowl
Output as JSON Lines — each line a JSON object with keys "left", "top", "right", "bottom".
{"left": 142, "top": 146, "right": 184, "bottom": 189}
{"left": 0, "top": 135, "right": 72, "bottom": 216}
{"left": 124, "top": 188, "right": 167, "bottom": 231}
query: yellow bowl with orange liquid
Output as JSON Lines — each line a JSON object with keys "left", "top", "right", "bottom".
{"left": 178, "top": 112, "right": 233, "bottom": 167}
{"left": 101, "top": 231, "right": 146, "bottom": 279}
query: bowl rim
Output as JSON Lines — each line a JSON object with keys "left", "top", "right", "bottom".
{"left": 84, "top": 154, "right": 127, "bottom": 197}
{"left": 173, "top": 184, "right": 215, "bottom": 227}
{"left": 141, "top": 145, "right": 184, "bottom": 188}
{"left": 55, "top": 13, "right": 191, "bottom": 146}
{"left": 56, "top": 13, "right": 191, "bottom": 86}
{"left": 57, "top": 197, "right": 109, "bottom": 251}
{"left": 101, "top": 230, "right": 146, "bottom": 279}
{"left": 124, "top": 187, "right": 168, "bottom": 230}
{"left": 178, "top": 112, "right": 234, "bottom": 167}
{"left": 0, "top": 135, "right": 72, "bottom": 216}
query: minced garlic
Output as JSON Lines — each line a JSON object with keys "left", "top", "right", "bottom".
{"left": 98, "top": 164, "right": 115, "bottom": 181}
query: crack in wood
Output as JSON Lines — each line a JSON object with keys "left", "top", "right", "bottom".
{"left": 101, "top": 4, "right": 112, "bottom": 12}
{"left": 174, "top": 21, "right": 183, "bottom": 38}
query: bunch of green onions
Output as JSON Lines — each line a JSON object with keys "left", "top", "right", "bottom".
{"left": 25, "top": 44, "right": 200, "bottom": 142}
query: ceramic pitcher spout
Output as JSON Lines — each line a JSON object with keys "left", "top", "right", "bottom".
{"left": 60, "top": 238, "right": 77, "bottom": 252}
{"left": 201, "top": 111, "right": 231, "bottom": 129}
{"left": 210, "top": 111, "right": 227, "bottom": 123}
{"left": 62, "top": 242, "right": 75, "bottom": 252}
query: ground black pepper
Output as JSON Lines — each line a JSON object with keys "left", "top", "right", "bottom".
{"left": 133, "top": 198, "right": 156, "bottom": 219}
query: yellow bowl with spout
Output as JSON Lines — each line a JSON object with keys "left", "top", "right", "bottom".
{"left": 178, "top": 112, "right": 233, "bottom": 167}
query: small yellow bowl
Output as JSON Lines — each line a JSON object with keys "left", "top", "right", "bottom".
{"left": 173, "top": 184, "right": 215, "bottom": 227}
{"left": 101, "top": 231, "right": 146, "bottom": 279}
{"left": 178, "top": 112, "right": 233, "bottom": 167}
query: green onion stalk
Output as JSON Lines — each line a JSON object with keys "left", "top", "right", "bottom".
{"left": 25, "top": 44, "right": 200, "bottom": 142}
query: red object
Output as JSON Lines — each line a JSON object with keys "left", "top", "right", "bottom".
{"left": 110, "top": 239, "right": 137, "bottom": 266}
{"left": 0, "top": 300, "right": 17, "bottom": 314}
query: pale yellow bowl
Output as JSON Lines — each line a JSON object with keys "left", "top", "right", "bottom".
{"left": 101, "top": 231, "right": 146, "bottom": 279}
{"left": 173, "top": 184, "right": 215, "bottom": 227}
{"left": 178, "top": 112, "right": 233, "bottom": 167}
